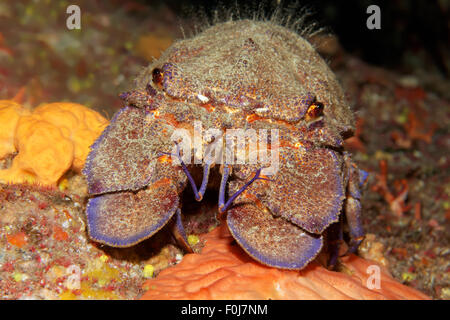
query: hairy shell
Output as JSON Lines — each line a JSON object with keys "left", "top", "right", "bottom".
{"left": 83, "top": 19, "right": 365, "bottom": 270}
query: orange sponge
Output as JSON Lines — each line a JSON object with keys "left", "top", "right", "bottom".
{"left": 0, "top": 101, "right": 108, "bottom": 186}
{"left": 0, "top": 100, "right": 30, "bottom": 158}
{"left": 141, "top": 225, "right": 430, "bottom": 300}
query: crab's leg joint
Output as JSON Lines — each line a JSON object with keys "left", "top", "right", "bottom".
{"left": 344, "top": 157, "right": 366, "bottom": 254}
{"left": 327, "top": 216, "right": 344, "bottom": 269}
{"left": 218, "top": 165, "right": 231, "bottom": 217}
{"left": 197, "top": 161, "right": 211, "bottom": 201}
{"left": 218, "top": 167, "right": 270, "bottom": 217}
{"left": 170, "top": 208, "right": 193, "bottom": 253}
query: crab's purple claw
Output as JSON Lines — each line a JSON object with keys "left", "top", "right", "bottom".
{"left": 83, "top": 106, "right": 174, "bottom": 195}
{"left": 227, "top": 203, "right": 323, "bottom": 270}
{"left": 86, "top": 179, "right": 179, "bottom": 247}
{"left": 240, "top": 146, "right": 345, "bottom": 235}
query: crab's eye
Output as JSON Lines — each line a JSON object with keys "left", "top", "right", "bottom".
{"left": 152, "top": 68, "right": 163, "bottom": 86}
{"left": 305, "top": 102, "right": 324, "bottom": 122}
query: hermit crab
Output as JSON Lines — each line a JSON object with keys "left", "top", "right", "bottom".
{"left": 83, "top": 19, "right": 367, "bottom": 270}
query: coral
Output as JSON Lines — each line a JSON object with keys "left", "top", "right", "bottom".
{"left": 141, "top": 225, "right": 430, "bottom": 300}
{"left": 0, "top": 101, "right": 108, "bottom": 186}
{"left": 0, "top": 183, "right": 150, "bottom": 300}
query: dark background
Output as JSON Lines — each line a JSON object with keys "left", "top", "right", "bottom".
{"left": 144, "top": 0, "right": 449, "bottom": 76}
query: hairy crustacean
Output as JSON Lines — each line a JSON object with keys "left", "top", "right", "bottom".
{"left": 83, "top": 19, "right": 367, "bottom": 270}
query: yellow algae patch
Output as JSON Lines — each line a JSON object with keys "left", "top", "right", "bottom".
{"left": 86, "top": 256, "right": 122, "bottom": 287}
{"left": 77, "top": 282, "right": 120, "bottom": 300}
{"left": 98, "top": 254, "right": 109, "bottom": 263}
{"left": 58, "top": 256, "right": 125, "bottom": 300}
{"left": 12, "top": 272, "right": 27, "bottom": 282}
{"left": 187, "top": 234, "right": 200, "bottom": 246}
{"left": 58, "top": 178, "right": 69, "bottom": 191}
{"left": 60, "top": 282, "right": 120, "bottom": 300}
{"left": 59, "top": 290, "right": 78, "bottom": 300}
{"left": 143, "top": 264, "right": 154, "bottom": 278}
{"left": 0, "top": 101, "right": 108, "bottom": 186}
